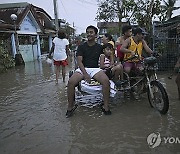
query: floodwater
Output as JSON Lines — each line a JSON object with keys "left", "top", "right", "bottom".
{"left": 0, "top": 59, "right": 180, "bottom": 154}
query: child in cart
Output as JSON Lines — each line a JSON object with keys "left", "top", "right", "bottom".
{"left": 99, "top": 43, "right": 124, "bottom": 88}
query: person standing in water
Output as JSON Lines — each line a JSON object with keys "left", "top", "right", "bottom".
{"left": 49, "top": 30, "right": 70, "bottom": 84}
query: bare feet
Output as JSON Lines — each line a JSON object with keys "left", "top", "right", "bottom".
{"left": 101, "top": 104, "right": 111, "bottom": 115}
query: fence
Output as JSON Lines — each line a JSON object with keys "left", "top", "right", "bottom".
{"left": 153, "top": 37, "right": 180, "bottom": 71}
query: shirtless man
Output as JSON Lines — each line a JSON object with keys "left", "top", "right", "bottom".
{"left": 116, "top": 25, "right": 132, "bottom": 62}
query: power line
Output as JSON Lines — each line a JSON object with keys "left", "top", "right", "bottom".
{"left": 61, "top": 0, "right": 97, "bottom": 12}
{"left": 58, "top": 0, "right": 74, "bottom": 25}
{"left": 76, "top": 0, "right": 97, "bottom": 6}
{"left": 60, "top": 0, "right": 69, "bottom": 16}
{"left": 75, "top": 26, "right": 85, "bottom": 30}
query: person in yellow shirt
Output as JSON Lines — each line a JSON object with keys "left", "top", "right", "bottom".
{"left": 121, "top": 27, "right": 153, "bottom": 74}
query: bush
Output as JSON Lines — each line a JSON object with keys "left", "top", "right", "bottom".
{"left": 0, "top": 46, "right": 15, "bottom": 73}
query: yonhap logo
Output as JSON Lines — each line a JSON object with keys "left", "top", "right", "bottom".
{"left": 147, "top": 132, "right": 161, "bottom": 148}
{"left": 147, "top": 132, "right": 180, "bottom": 148}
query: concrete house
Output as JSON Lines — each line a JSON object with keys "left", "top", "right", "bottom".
{"left": 0, "top": 2, "right": 56, "bottom": 62}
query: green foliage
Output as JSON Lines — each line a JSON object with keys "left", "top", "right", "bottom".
{"left": 96, "top": 0, "right": 180, "bottom": 36}
{"left": 107, "top": 27, "right": 119, "bottom": 35}
{"left": 96, "top": 0, "right": 167, "bottom": 36}
{"left": 156, "top": 42, "right": 166, "bottom": 54}
{"left": 132, "top": 0, "right": 162, "bottom": 32}
{"left": 96, "top": 0, "right": 116, "bottom": 22}
{"left": 80, "top": 33, "right": 87, "bottom": 38}
{"left": 96, "top": 0, "right": 136, "bottom": 35}
{"left": 96, "top": 0, "right": 136, "bottom": 22}
{"left": 0, "top": 46, "right": 15, "bottom": 73}
{"left": 160, "top": 0, "right": 180, "bottom": 21}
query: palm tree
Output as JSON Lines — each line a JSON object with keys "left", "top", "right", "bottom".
{"left": 162, "top": 0, "right": 180, "bottom": 20}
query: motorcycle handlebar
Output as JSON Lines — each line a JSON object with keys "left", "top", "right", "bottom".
{"left": 152, "top": 52, "right": 162, "bottom": 58}
{"left": 122, "top": 52, "right": 161, "bottom": 63}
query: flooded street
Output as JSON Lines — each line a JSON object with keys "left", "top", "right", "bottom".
{"left": 0, "top": 59, "right": 180, "bottom": 154}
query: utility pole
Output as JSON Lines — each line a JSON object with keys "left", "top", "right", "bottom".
{"left": 73, "top": 22, "right": 75, "bottom": 40}
{"left": 53, "top": 0, "right": 59, "bottom": 35}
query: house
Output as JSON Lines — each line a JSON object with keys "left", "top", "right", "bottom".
{"left": 97, "top": 21, "right": 131, "bottom": 43}
{"left": 52, "top": 18, "right": 76, "bottom": 46}
{"left": 97, "top": 22, "right": 119, "bottom": 35}
{"left": 52, "top": 19, "right": 75, "bottom": 37}
{"left": 0, "top": 2, "right": 56, "bottom": 62}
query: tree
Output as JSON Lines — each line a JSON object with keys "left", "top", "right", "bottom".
{"left": 161, "top": 0, "right": 180, "bottom": 20}
{"left": 96, "top": 0, "right": 163, "bottom": 35}
{"left": 96, "top": 0, "right": 136, "bottom": 34}
{"left": 0, "top": 46, "right": 15, "bottom": 73}
{"left": 132, "top": 0, "right": 162, "bottom": 33}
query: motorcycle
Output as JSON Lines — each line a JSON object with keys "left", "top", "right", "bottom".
{"left": 121, "top": 53, "right": 169, "bottom": 114}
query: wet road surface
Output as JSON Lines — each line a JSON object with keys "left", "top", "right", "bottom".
{"left": 0, "top": 59, "right": 179, "bottom": 154}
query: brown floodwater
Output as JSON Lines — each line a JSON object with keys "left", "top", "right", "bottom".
{"left": 0, "top": 59, "right": 179, "bottom": 154}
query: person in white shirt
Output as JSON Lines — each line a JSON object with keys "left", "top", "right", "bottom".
{"left": 49, "top": 30, "right": 70, "bottom": 84}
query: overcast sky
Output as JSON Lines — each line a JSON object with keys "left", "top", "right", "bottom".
{"left": 0, "top": 0, "right": 98, "bottom": 34}
{"left": 0, "top": 0, "right": 180, "bottom": 34}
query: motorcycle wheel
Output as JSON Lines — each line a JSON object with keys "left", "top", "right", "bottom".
{"left": 147, "top": 81, "right": 169, "bottom": 114}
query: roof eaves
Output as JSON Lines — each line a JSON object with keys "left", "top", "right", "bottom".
{"left": 17, "top": 4, "right": 31, "bottom": 27}
{"left": 29, "top": 4, "right": 44, "bottom": 32}
{"left": 0, "top": 2, "right": 29, "bottom": 9}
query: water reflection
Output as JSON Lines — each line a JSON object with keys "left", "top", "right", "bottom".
{"left": 0, "top": 60, "right": 179, "bottom": 154}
